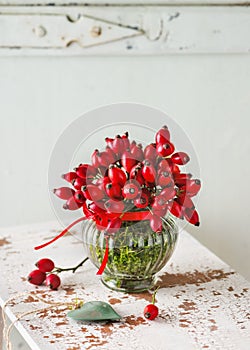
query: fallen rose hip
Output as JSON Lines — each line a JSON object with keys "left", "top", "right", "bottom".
{"left": 35, "top": 258, "right": 55, "bottom": 272}
{"left": 46, "top": 274, "right": 61, "bottom": 290}
{"left": 144, "top": 304, "right": 159, "bottom": 320}
{"left": 28, "top": 269, "right": 46, "bottom": 286}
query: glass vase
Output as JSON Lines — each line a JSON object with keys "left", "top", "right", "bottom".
{"left": 83, "top": 215, "right": 178, "bottom": 293}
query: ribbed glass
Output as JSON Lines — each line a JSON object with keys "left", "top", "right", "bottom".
{"left": 83, "top": 215, "right": 178, "bottom": 293}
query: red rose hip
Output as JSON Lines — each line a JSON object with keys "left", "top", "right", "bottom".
{"left": 144, "top": 304, "right": 159, "bottom": 320}
{"left": 35, "top": 258, "right": 55, "bottom": 272}
{"left": 46, "top": 274, "right": 61, "bottom": 290}
{"left": 28, "top": 269, "right": 46, "bottom": 286}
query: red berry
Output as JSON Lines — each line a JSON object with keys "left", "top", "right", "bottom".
{"left": 122, "top": 181, "right": 141, "bottom": 200}
{"left": 152, "top": 195, "right": 167, "bottom": 210}
{"left": 72, "top": 177, "right": 86, "bottom": 190}
{"left": 130, "top": 164, "right": 145, "bottom": 186}
{"left": 75, "top": 164, "right": 97, "bottom": 179}
{"left": 121, "top": 150, "right": 137, "bottom": 173}
{"left": 171, "top": 152, "right": 190, "bottom": 165}
{"left": 130, "top": 144, "right": 144, "bottom": 161}
{"left": 144, "top": 304, "right": 159, "bottom": 320}
{"left": 184, "top": 179, "right": 201, "bottom": 196}
{"left": 134, "top": 189, "right": 150, "bottom": 208}
{"left": 156, "top": 142, "right": 175, "bottom": 157}
{"left": 142, "top": 161, "right": 156, "bottom": 183}
{"left": 158, "top": 159, "right": 171, "bottom": 172}
{"left": 28, "top": 269, "right": 46, "bottom": 286}
{"left": 160, "top": 186, "right": 176, "bottom": 201}
{"left": 150, "top": 215, "right": 162, "bottom": 233}
{"left": 82, "top": 185, "right": 105, "bottom": 202}
{"left": 106, "top": 217, "right": 122, "bottom": 234}
{"left": 105, "top": 146, "right": 117, "bottom": 163}
{"left": 105, "top": 183, "right": 123, "bottom": 200}
{"left": 174, "top": 173, "right": 192, "bottom": 186}
{"left": 152, "top": 206, "right": 168, "bottom": 217}
{"left": 105, "top": 137, "right": 114, "bottom": 148}
{"left": 74, "top": 190, "right": 86, "bottom": 204}
{"left": 96, "top": 176, "right": 110, "bottom": 191}
{"left": 104, "top": 199, "right": 125, "bottom": 213}
{"left": 157, "top": 171, "right": 172, "bottom": 187}
{"left": 95, "top": 214, "right": 109, "bottom": 231}
{"left": 144, "top": 143, "right": 158, "bottom": 163}
{"left": 155, "top": 125, "right": 170, "bottom": 145}
{"left": 115, "top": 135, "right": 126, "bottom": 154}
{"left": 35, "top": 258, "right": 55, "bottom": 272}
{"left": 184, "top": 208, "right": 200, "bottom": 226}
{"left": 88, "top": 201, "right": 106, "bottom": 213}
{"left": 63, "top": 196, "right": 82, "bottom": 210}
{"left": 53, "top": 187, "right": 75, "bottom": 200}
{"left": 45, "top": 274, "right": 61, "bottom": 290}
{"left": 108, "top": 166, "right": 127, "bottom": 187}
{"left": 176, "top": 194, "right": 195, "bottom": 209}
{"left": 169, "top": 200, "right": 183, "bottom": 219}
{"left": 121, "top": 131, "right": 130, "bottom": 149}
{"left": 61, "top": 172, "right": 77, "bottom": 184}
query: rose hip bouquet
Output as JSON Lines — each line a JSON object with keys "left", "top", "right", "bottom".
{"left": 35, "top": 126, "right": 201, "bottom": 274}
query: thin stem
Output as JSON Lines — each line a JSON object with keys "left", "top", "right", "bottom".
{"left": 152, "top": 286, "right": 160, "bottom": 305}
{"left": 54, "top": 257, "right": 89, "bottom": 274}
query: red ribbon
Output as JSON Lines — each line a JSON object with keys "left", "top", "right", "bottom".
{"left": 34, "top": 217, "right": 87, "bottom": 250}
{"left": 96, "top": 210, "right": 152, "bottom": 275}
{"left": 34, "top": 210, "right": 153, "bottom": 275}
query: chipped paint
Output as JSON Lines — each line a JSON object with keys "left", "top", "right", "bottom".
{"left": 0, "top": 237, "right": 10, "bottom": 247}
{"left": 0, "top": 223, "right": 250, "bottom": 349}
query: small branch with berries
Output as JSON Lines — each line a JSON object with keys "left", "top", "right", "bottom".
{"left": 28, "top": 257, "right": 89, "bottom": 290}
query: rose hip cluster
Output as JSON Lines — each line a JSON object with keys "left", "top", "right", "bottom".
{"left": 28, "top": 258, "right": 61, "bottom": 290}
{"left": 54, "top": 126, "right": 201, "bottom": 234}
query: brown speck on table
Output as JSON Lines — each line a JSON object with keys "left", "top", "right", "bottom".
{"left": 130, "top": 291, "right": 152, "bottom": 302}
{"left": 158, "top": 269, "right": 235, "bottom": 288}
{"left": 109, "top": 298, "right": 122, "bottom": 305}
{"left": 0, "top": 237, "right": 10, "bottom": 247}
{"left": 178, "top": 301, "right": 197, "bottom": 312}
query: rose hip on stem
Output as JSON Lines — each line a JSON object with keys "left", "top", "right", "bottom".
{"left": 46, "top": 274, "right": 61, "bottom": 290}
{"left": 144, "top": 287, "right": 159, "bottom": 320}
{"left": 36, "top": 258, "right": 55, "bottom": 272}
{"left": 28, "top": 270, "right": 46, "bottom": 286}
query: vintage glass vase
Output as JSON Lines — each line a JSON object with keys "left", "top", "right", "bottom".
{"left": 83, "top": 215, "right": 178, "bottom": 293}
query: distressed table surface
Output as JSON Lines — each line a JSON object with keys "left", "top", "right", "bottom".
{"left": 0, "top": 221, "right": 250, "bottom": 350}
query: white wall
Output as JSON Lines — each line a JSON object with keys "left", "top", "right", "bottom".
{"left": 0, "top": 55, "right": 250, "bottom": 280}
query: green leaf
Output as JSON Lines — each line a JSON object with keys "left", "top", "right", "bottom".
{"left": 67, "top": 301, "right": 121, "bottom": 321}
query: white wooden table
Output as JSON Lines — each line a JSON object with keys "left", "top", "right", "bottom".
{"left": 0, "top": 221, "right": 250, "bottom": 350}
